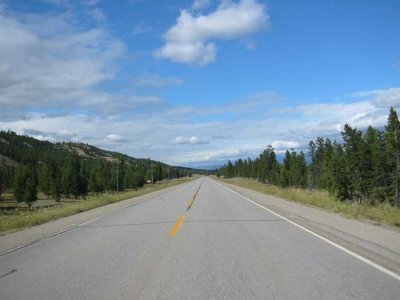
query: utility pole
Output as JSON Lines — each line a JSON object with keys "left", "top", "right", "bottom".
{"left": 395, "top": 128, "right": 399, "bottom": 208}
{"left": 151, "top": 163, "right": 154, "bottom": 184}
{"left": 116, "top": 160, "right": 119, "bottom": 193}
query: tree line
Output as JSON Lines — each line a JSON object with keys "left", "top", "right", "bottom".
{"left": 0, "top": 131, "right": 205, "bottom": 205}
{"left": 216, "top": 108, "right": 400, "bottom": 207}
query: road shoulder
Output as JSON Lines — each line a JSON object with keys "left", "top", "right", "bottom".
{"left": 0, "top": 180, "right": 194, "bottom": 255}
{"left": 215, "top": 179, "right": 400, "bottom": 275}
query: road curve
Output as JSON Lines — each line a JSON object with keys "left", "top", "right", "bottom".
{"left": 0, "top": 177, "right": 399, "bottom": 299}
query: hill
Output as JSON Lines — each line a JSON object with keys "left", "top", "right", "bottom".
{"left": 0, "top": 131, "right": 208, "bottom": 203}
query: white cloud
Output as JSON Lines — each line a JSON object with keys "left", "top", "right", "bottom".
{"left": 0, "top": 7, "right": 125, "bottom": 119}
{"left": 156, "top": 41, "right": 216, "bottom": 65}
{"left": 155, "top": 0, "right": 269, "bottom": 65}
{"left": 356, "top": 88, "right": 400, "bottom": 108}
{"left": 2, "top": 84, "right": 400, "bottom": 167}
{"left": 192, "top": 0, "right": 211, "bottom": 11}
{"left": 173, "top": 136, "right": 209, "bottom": 145}
{"left": 59, "top": 129, "right": 77, "bottom": 137}
{"left": 212, "top": 134, "right": 234, "bottom": 140}
{"left": 271, "top": 141, "right": 299, "bottom": 150}
{"left": 106, "top": 134, "right": 130, "bottom": 143}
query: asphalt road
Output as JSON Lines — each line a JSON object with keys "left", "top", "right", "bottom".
{"left": 0, "top": 177, "right": 399, "bottom": 299}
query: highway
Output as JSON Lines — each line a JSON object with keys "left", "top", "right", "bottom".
{"left": 0, "top": 177, "right": 399, "bottom": 299}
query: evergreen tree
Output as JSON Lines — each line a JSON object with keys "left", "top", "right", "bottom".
{"left": 226, "top": 160, "right": 235, "bottom": 178}
{"left": 61, "top": 157, "right": 80, "bottom": 198}
{"left": 23, "top": 165, "right": 38, "bottom": 206}
{"left": 50, "top": 175, "right": 62, "bottom": 201}
{"left": 259, "top": 145, "right": 280, "bottom": 184}
{"left": 342, "top": 124, "right": 364, "bottom": 202}
{"left": 0, "top": 165, "right": 3, "bottom": 200}
{"left": 385, "top": 107, "right": 400, "bottom": 207}
{"left": 13, "top": 168, "right": 26, "bottom": 202}
{"left": 214, "top": 108, "right": 400, "bottom": 206}
{"left": 13, "top": 166, "right": 38, "bottom": 205}
{"left": 363, "top": 127, "right": 386, "bottom": 203}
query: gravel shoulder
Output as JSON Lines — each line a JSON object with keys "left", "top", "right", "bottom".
{"left": 217, "top": 179, "right": 400, "bottom": 275}
{"left": 0, "top": 180, "right": 194, "bottom": 255}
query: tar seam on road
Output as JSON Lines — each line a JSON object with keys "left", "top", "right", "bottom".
{"left": 186, "top": 199, "right": 194, "bottom": 211}
{"left": 186, "top": 181, "right": 202, "bottom": 211}
{"left": 215, "top": 180, "right": 400, "bottom": 282}
{"left": 1, "top": 180, "right": 198, "bottom": 256}
{"left": 170, "top": 215, "right": 185, "bottom": 237}
{"left": 0, "top": 269, "right": 17, "bottom": 279}
{"left": 0, "top": 199, "right": 147, "bottom": 256}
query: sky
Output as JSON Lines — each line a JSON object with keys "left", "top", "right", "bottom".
{"left": 0, "top": 0, "right": 399, "bottom": 168}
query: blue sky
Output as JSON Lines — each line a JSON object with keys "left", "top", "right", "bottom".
{"left": 0, "top": 0, "right": 399, "bottom": 168}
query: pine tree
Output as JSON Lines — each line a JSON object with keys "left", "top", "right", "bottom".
{"left": 23, "top": 165, "right": 38, "bottom": 206}
{"left": 50, "top": 175, "right": 62, "bottom": 201}
{"left": 61, "top": 157, "right": 80, "bottom": 198}
{"left": 385, "top": 107, "right": 400, "bottom": 207}
{"left": 226, "top": 160, "right": 235, "bottom": 179}
{"left": 0, "top": 165, "right": 3, "bottom": 200}
{"left": 342, "top": 124, "right": 364, "bottom": 202}
{"left": 363, "top": 127, "right": 386, "bottom": 203}
{"left": 13, "top": 168, "right": 26, "bottom": 202}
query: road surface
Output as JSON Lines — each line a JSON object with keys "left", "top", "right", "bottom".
{"left": 0, "top": 177, "right": 399, "bottom": 299}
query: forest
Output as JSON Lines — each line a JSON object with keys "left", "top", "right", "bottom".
{"left": 0, "top": 131, "right": 206, "bottom": 205}
{"left": 216, "top": 108, "right": 400, "bottom": 207}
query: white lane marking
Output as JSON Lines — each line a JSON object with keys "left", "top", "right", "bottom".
{"left": 214, "top": 180, "right": 400, "bottom": 282}
{"left": 0, "top": 241, "right": 40, "bottom": 256}
{"left": 78, "top": 218, "right": 100, "bottom": 227}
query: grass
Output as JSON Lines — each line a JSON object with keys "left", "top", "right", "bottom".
{"left": 0, "top": 177, "right": 195, "bottom": 235}
{"left": 218, "top": 177, "right": 400, "bottom": 227}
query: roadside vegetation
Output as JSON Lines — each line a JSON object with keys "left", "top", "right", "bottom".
{"left": 216, "top": 108, "right": 400, "bottom": 227}
{"left": 0, "top": 130, "right": 209, "bottom": 206}
{"left": 0, "top": 177, "right": 194, "bottom": 235}
{"left": 218, "top": 177, "right": 400, "bottom": 227}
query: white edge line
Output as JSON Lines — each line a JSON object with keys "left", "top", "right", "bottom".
{"left": 78, "top": 218, "right": 99, "bottom": 227}
{"left": 0, "top": 185, "right": 188, "bottom": 256}
{"left": 215, "top": 180, "right": 400, "bottom": 282}
{"left": 0, "top": 241, "right": 40, "bottom": 255}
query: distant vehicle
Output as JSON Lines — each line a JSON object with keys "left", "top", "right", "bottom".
{"left": 146, "top": 180, "right": 152, "bottom": 185}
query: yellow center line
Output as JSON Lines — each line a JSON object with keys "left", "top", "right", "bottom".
{"left": 170, "top": 215, "right": 185, "bottom": 237}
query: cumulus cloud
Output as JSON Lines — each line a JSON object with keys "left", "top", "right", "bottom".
{"left": 0, "top": 6, "right": 125, "bottom": 119}
{"left": 173, "top": 136, "right": 209, "bottom": 145}
{"left": 155, "top": 0, "right": 269, "bottom": 65}
{"left": 192, "top": 0, "right": 211, "bottom": 11}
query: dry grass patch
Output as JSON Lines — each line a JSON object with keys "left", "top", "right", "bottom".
{"left": 220, "top": 177, "right": 400, "bottom": 227}
{"left": 0, "top": 177, "right": 195, "bottom": 235}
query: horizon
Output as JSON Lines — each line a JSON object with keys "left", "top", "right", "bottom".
{"left": 1, "top": 0, "right": 399, "bottom": 168}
